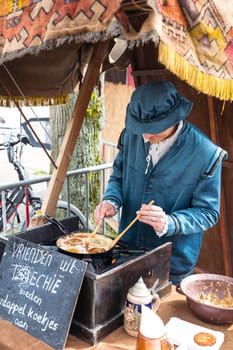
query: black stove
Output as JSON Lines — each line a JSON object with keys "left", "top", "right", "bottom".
{"left": 0, "top": 216, "right": 172, "bottom": 345}
{"left": 42, "top": 239, "right": 148, "bottom": 274}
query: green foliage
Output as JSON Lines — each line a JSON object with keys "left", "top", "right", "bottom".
{"left": 59, "top": 89, "right": 104, "bottom": 228}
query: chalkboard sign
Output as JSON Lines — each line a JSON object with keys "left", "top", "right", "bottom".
{"left": 0, "top": 236, "right": 87, "bottom": 350}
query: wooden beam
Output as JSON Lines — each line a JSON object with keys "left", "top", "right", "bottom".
{"left": 41, "top": 41, "right": 109, "bottom": 216}
{"left": 207, "top": 96, "right": 232, "bottom": 276}
{"left": 131, "top": 68, "right": 173, "bottom": 77}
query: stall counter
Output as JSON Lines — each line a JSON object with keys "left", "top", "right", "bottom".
{"left": 65, "top": 285, "right": 233, "bottom": 350}
{"left": 0, "top": 286, "right": 232, "bottom": 350}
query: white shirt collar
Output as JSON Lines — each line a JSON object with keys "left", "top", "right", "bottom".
{"left": 144, "top": 121, "right": 183, "bottom": 167}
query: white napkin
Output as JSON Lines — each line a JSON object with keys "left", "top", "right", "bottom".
{"left": 139, "top": 304, "right": 165, "bottom": 339}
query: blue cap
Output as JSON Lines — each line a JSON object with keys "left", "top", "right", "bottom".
{"left": 125, "top": 81, "right": 193, "bottom": 134}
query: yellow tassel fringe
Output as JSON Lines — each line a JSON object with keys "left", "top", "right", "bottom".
{"left": 158, "top": 42, "right": 233, "bottom": 102}
{"left": 0, "top": 94, "right": 69, "bottom": 107}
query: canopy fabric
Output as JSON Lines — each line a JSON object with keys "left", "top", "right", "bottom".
{"left": 0, "top": 0, "right": 233, "bottom": 104}
{"left": 156, "top": 0, "right": 233, "bottom": 101}
{"left": 0, "top": 0, "right": 122, "bottom": 106}
{"left": 0, "top": 1, "right": 122, "bottom": 61}
{"left": 0, "top": 0, "right": 156, "bottom": 106}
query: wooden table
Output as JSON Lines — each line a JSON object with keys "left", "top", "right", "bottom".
{"left": 65, "top": 286, "right": 233, "bottom": 350}
{"left": 0, "top": 286, "right": 232, "bottom": 350}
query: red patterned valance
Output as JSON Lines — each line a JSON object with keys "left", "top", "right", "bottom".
{"left": 0, "top": 0, "right": 156, "bottom": 106}
{"left": 0, "top": 1, "right": 124, "bottom": 105}
{"left": 155, "top": 0, "right": 233, "bottom": 101}
{"left": 0, "top": 0, "right": 123, "bottom": 62}
{"left": 0, "top": 0, "right": 233, "bottom": 104}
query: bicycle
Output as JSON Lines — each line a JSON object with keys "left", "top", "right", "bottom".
{"left": 0, "top": 132, "right": 86, "bottom": 234}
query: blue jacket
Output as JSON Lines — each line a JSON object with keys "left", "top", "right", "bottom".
{"left": 103, "top": 121, "right": 227, "bottom": 283}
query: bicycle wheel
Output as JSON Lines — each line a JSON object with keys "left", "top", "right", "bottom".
{"left": 0, "top": 187, "right": 29, "bottom": 234}
{"left": 54, "top": 200, "right": 87, "bottom": 229}
{"left": 1, "top": 202, "right": 29, "bottom": 234}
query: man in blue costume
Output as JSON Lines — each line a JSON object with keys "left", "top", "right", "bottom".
{"left": 94, "top": 81, "right": 227, "bottom": 284}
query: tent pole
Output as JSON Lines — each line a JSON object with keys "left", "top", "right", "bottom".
{"left": 41, "top": 41, "right": 109, "bottom": 216}
{"left": 207, "top": 96, "right": 231, "bottom": 276}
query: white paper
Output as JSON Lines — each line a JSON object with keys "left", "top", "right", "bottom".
{"left": 165, "top": 317, "right": 224, "bottom": 350}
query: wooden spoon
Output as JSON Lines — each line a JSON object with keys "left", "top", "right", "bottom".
{"left": 108, "top": 200, "right": 154, "bottom": 250}
{"left": 85, "top": 219, "right": 102, "bottom": 248}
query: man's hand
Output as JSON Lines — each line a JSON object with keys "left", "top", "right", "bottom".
{"left": 94, "top": 201, "right": 117, "bottom": 223}
{"left": 137, "top": 203, "right": 167, "bottom": 235}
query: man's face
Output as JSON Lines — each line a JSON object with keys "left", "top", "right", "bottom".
{"left": 143, "top": 125, "right": 177, "bottom": 144}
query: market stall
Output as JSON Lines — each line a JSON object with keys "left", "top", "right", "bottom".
{"left": 0, "top": 2, "right": 232, "bottom": 276}
{"left": 0, "top": 1, "right": 233, "bottom": 349}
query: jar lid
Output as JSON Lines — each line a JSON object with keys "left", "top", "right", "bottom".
{"left": 128, "top": 277, "right": 150, "bottom": 297}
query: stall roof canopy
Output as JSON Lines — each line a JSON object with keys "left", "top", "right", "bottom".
{"left": 0, "top": 0, "right": 233, "bottom": 105}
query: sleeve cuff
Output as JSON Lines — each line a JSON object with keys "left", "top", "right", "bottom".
{"left": 102, "top": 200, "right": 120, "bottom": 212}
{"left": 166, "top": 214, "right": 180, "bottom": 236}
